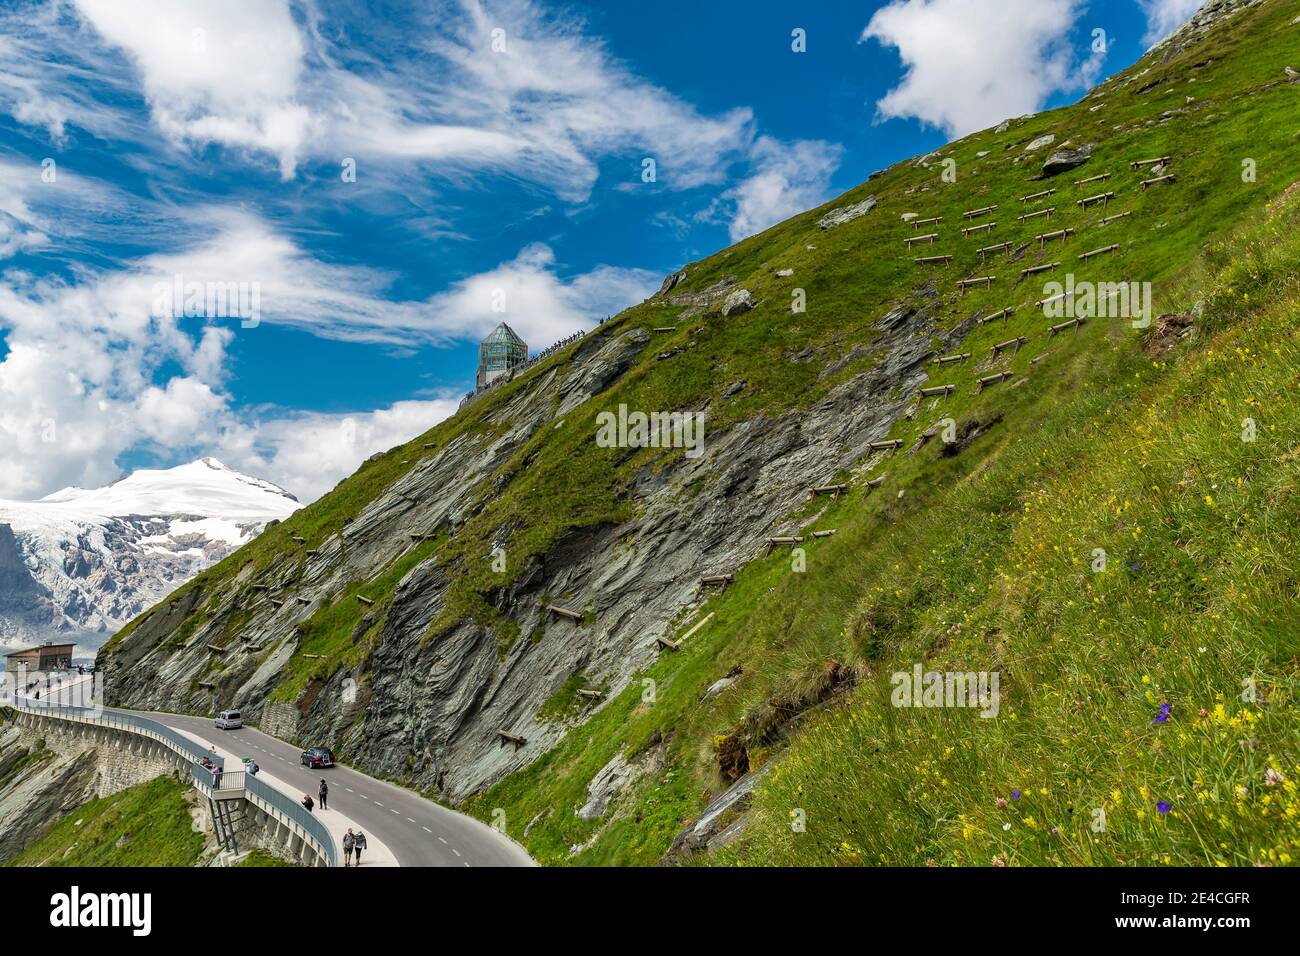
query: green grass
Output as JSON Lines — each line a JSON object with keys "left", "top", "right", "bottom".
{"left": 106, "top": 0, "right": 1300, "bottom": 867}
{"left": 7, "top": 776, "right": 205, "bottom": 868}
{"left": 461, "top": 3, "right": 1300, "bottom": 865}
{"left": 236, "top": 848, "right": 294, "bottom": 867}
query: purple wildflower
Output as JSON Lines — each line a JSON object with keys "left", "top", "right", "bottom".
{"left": 1157, "top": 801, "right": 1172, "bottom": 815}
{"left": 1011, "top": 790, "right": 1022, "bottom": 801}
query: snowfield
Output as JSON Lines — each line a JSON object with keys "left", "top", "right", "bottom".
{"left": 0, "top": 458, "right": 298, "bottom": 657}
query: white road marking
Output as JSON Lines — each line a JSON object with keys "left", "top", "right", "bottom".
{"left": 407, "top": 817, "right": 416, "bottom": 823}
{"left": 373, "top": 801, "right": 383, "bottom": 807}
{"left": 345, "top": 787, "right": 354, "bottom": 793}
{"left": 452, "top": 849, "right": 461, "bottom": 857}
{"left": 438, "top": 837, "right": 447, "bottom": 845}
{"left": 422, "top": 827, "right": 432, "bottom": 833}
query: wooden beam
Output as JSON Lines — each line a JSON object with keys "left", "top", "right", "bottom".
{"left": 497, "top": 731, "right": 527, "bottom": 747}
{"left": 912, "top": 216, "right": 943, "bottom": 229}
{"left": 655, "top": 636, "right": 680, "bottom": 651}
{"left": 976, "top": 371, "right": 1015, "bottom": 391}
{"left": 1130, "top": 156, "right": 1170, "bottom": 169}
{"left": 866, "top": 476, "right": 886, "bottom": 490}
{"left": 961, "top": 221, "right": 996, "bottom": 237}
{"left": 356, "top": 595, "right": 375, "bottom": 606}
{"left": 677, "top": 612, "right": 716, "bottom": 645}
{"left": 869, "top": 439, "right": 905, "bottom": 452}
{"left": 576, "top": 688, "right": 605, "bottom": 700}
{"left": 811, "top": 529, "right": 837, "bottom": 539}
{"left": 546, "top": 604, "right": 584, "bottom": 622}
{"left": 1140, "top": 175, "right": 1176, "bottom": 189}
{"left": 935, "top": 352, "right": 971, "bottom": 364}
{"left": 701, "top": 574, "right": 734, "bottom": 585}
{"left": 962, "top": 204, "right": 997, "bottom": 219}
{"left": 990, "top": 336, "right": 1028, "bottom": 355}
{"left": 652, "top": 327, "right": 676, "bottom": 332}
{"left": 291, "top": 536, "right": 306, "bottom": 544}
{"left": 1078, "top": 243, "right": 1119, "bottom": 261}
{"left": 1030, "top": 352, "right": 1050, "bottom": 365}
{"left": 980, "top": 306, "right": 1017, "bottom": 325}
{"left": 1077, "top": 191, "right": 1116, "bottom": 208}
{"left": 1017, "top": 207, "right": 1055, "bottom": 221}
{"left": 904, "top": 233, "right": 940, "bottom": 247}
{"left": 811, "top": 484, "right": 848, "bottom": 496}
{"left": 914, "top": 254, "right": 953, "bottom": 265}
{"left": 1099, "top": 210, "right": 1132, "bottom": 226}
{"left": 1020, "top": 262, "right": 1060, "bottom": 277}
{"left": 957, "top": 276, "right": 996, "bottom": 293}
{"left": 977, "top": 241, "right": 1012, "bottom": 259}
{"left": 919, "top": 384, "right": 956, "bottom": 397}
{"left": 302, "top": 654, "right": 326, "bottom": 660}
{"left": 1019, "top": 188, "right": 1056, "bottom": 203}
{"left": 765, "top": 535, "right": 804, "bottom": 545}
{"left": 1047, "top": 317, "right": 1087, "bottom": 336}
{"left": 1073, "top": 172, "right": 1111, "bottom": 186}
{"left": 1035, "top": 228, "right": 1074, "bottom": 246}
{"left": 1035, "top": 291, "right": 1072, "bottom": 309}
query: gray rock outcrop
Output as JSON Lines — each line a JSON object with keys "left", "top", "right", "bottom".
{"left": 818, "top": 197, "right": 876, "bottom": 230}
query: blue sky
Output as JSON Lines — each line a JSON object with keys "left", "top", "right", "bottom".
{"left": 0, "top": 0, "right": 1201, "bottom": 502}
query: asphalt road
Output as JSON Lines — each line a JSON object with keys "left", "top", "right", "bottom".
{"left": 24, "top": 674, "right": 534, "bottom": 868}
{"left": 138, "top": 712, "right": 536, "bottom": 868}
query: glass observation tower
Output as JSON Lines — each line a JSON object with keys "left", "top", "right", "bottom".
{"left": 476, "top": 322, "right": 528, "bottom": 390}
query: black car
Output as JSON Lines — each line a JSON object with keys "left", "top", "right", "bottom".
{"left": 301, "top": 747, "right": 334, "bottom": 768}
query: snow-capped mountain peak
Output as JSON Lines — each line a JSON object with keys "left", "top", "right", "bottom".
{"left": 0, "top": 459, "right": 300, "bottom": 657}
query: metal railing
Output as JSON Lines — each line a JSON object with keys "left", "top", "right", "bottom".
{"left": 8, "top": 693, "right": 335, "bottom": 867}
{"left": 192, "top": 764, "right": 246, "bottom": 793}
{"left": 246, "top": 772, "right": 338, "bottom": 867}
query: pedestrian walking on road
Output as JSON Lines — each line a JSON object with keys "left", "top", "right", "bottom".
{"left": 343, "top": 829, "right": 355, "bottom": 867}
{"left": 353, "top": 830, "right": 367, "bottom": 866}
{"left": 318, "top": 778, "right": 329, "bottom": 810}
{"left": 302, "top": 794, "right": 314, "bottom": 813}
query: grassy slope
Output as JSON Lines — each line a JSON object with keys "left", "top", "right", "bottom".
{"left": 461, "top": 2, "right": 1300, "bottom": 865}
{"left": 7, "top": 776, "right": 205, "bottom": 867}
{"left": 103, "top": 1, "right": 1300, "bottom": 866}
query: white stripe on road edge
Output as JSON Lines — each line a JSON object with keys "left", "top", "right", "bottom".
{"left": 453, "top": 849, "right": 461, "bottom": 857}
{"left": 438, "top": 837, "right": 447, "bottom": 844}
{"left": 407, "top": 818, "right": 416, "bottom": 823}
{"left": 422, "top": 827, "right": 432, "bottom": 833}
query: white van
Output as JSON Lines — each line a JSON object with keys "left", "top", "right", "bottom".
{"left": 214, "top": 709, "right": 243, "bottom": 730}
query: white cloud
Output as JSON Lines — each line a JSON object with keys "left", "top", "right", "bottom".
{"left": 422, "top": 243, "right": 659, "bottom": 346}
{"left": 1, "top": 0, "right": 755, "bottom": 200}
{"left": 862, "top": 0, "right": 1104, "bottom": 138}
{"left": 213, "top": 399, "right": 461, "bottom": 504}
{"left": 0, "top": 210, "right": 655, "bottom": 501}
{"left": 1137, "top": 0, "right": 1205, "bottom": 45}
{"left": 706, "top": 137, "right": 843, "bottom": 242}
{"left": 71, "top": 0, "right": 313, "bottom": 179}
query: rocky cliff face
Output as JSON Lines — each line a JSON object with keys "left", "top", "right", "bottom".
{"left": 100, "top": 277, "right": 964, "bottom": 800}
